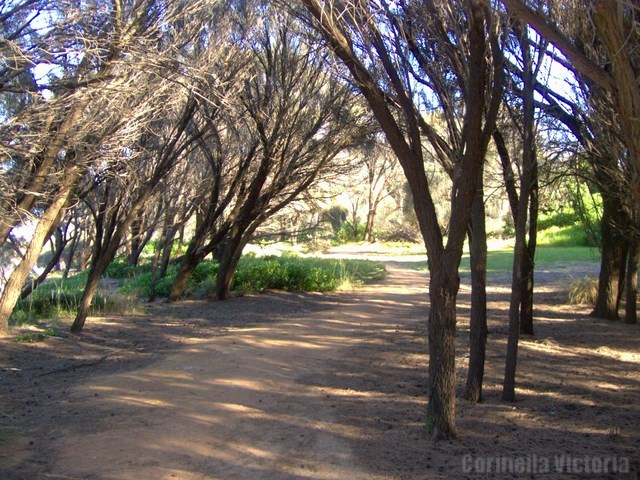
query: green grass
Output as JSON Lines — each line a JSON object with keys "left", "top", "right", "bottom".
{"left": 406, "top": 245, "right": 600, "bottom": 274}
{"left": 11, "top": 271, "right": 136, "bottom": 326}
{"left": 536, "top": 224, "right": 596, "bottom": 247}
{"left": 233, "top": 256, "right": 386, "bottom": 293}
{"left": 460, "top": 245, "right": 599, "bottom": 273}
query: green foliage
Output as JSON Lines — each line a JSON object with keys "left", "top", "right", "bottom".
{"left": 15, "top": 327, "right": 59, "bottom": 343}
{"left": 120, "top": 260, "right": 220, "bottom": 297}
{"left": 332, "top": 222, "right": 366, "bottom": 244}
{"left": 537, "top": 224, "right": 592, "bottom": 247}
{"left": 105, "top": 260, "right": 153, "bottom": 279}
{"left": 536, "top": 180, "right": 602, "bottom": 247}
{"left": 537, "top": 211, "right": 581, "bottom": 230}
{"left": 12, "top": 254, "right": 383, "bottom": 323}
{"left": 122, "top": 255, "right": 385, "bottom": 298}
{"left": 325, "top": 205, "right": 348, "bottom": 233}
{"left": 233, "top": 255, "right": 385, "bottom": 293}
{"left": 567, "top": 277, "right": 598, "bottom": 305}
{"left": 11, "top": 271, "right": 133, "bottom": 325}
{"left": 120, "top": 264, "right": 178, "bottom": 297}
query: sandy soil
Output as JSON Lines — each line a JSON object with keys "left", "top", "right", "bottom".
{"left": 1, "top": 260, "right": 639, "bottom": 479}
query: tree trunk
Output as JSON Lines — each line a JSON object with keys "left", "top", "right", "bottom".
{"left": 624, "top": 239, "right": 639, "bottom": 324}
{"left": 79, "top": 228, "right": 94, "bottom": 270}
{"left": 62, "top": 224, "right": 81, "bottom": 280}
{"left": 464, "top": 187, "right": 488, "bottom": 403}
{"left": 20, "top": 228, "right": 68, "bottom": 300}
{"left": 149, "top": 242, "right": 162, "bottom": 302}
{"left": 592, "top": 196, "right": 627, "bottom": 320}
{"left": 160, "top": 227, "right": 179, "bottom": 278}
{"left": 169, "top": 252, "right": 202, "bottom": 302}
{"left": 0, "top": 173, "right": 78, "bottom": 334}
{"left": 364, "top": 181, "right": 380, "bottom": 243}
{"left": 503, "top": 112, "right": 535, "bottom": 402}
{"left": 70, "top": 257, "right": 107, "bottom": 334}
{"left": 519, "top": 169, "right": 538, "bottom": 335}
{"left": 127, "top": 214, "right": 143, "bottom": 266}
{"left": 364, "top": 206, "right": 376, "bottom": 243}
{"left": 215, "top": 230, "right": 246, "bottom": 301}
{"left": 503, "top": 227, "right": 525, "bottom": 402}
{"left": 519, "top": 246, "right": 535, "bottom": 335}
{"left": 426, "top": 260, "right": 459, "bottom": 438}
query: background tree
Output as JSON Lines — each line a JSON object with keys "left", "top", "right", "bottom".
{"left": 169, "top": 9, "right": 371, "bottom": 301}
{"left": 503, "top": 0, "right": 639, "bottom": 324}
{"left": 0, "top": 0, "right": 219, "bottom": 334}
{"left": 499, "top": 0, "right": 640, "bottom": 210}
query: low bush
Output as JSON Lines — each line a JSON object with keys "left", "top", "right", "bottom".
{"left": 233, "top": 255, "right": 385, "bottom": 293}
{"left": 105, "top": 260, "right": 153, "bottom": 279}
{"left": 15, "top": 327, "right": 59, "bottom": 343}
{"left": 567, "top": 277, "right": 598, "bottom": 305}
{"left": 12, "top": 271, "right": 135, "bottom": 325}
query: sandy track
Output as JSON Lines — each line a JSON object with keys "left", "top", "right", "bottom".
{"left": 2, "top": 266, "right": 427, "bottom": 479}
{"left": 2, "top": 261, "right": 639, "bottom": 480}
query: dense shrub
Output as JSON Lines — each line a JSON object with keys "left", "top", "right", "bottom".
{"left": 11, "top": 272, "right": 126, "bottom": 324}
{"left": 105, "top": 260, "right": 152, "bottom": 279}
{"left": 122, "top": 255, "right": 385, "bottom": 298}
{"left": 12, "top": 255, "right": 385, "bottom": 324}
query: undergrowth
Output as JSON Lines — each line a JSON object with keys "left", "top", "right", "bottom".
{"left": 11, "top": 271, "right": 137, "bottom": 326}
{"left": 12, "top": 256, "right": 386, "bottom": 324}
{"left": 121, "top": 255, "right": 386, "bottom": 298}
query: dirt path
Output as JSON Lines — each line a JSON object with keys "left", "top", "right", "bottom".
{"left": 1, "top": 266, "right": 427, "bottom": 479}
{"left": 1, "top": 262, "right": 639, "bottom": 479}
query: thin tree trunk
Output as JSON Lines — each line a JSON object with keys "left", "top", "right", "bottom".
{"left": 70, "top": 258, "right": 107, "bottom": 333}
{"left": 160, "top": 227, "right": 179, "bottom": 278}
{"left": 504, "top": 22, "right": 538, "bottom": 397}
{"left": 20, "top": 228, "right": 68, "bottom": 300}
{"left": 504, "top": 107, "right": 534, "bottom": 401}
{"left": 79, "top": 228, "right": 94, "bottom": 270}
{"left": 71, "top": 227, "right": 125, "bottom": 334}
{"left": 519, "top": 168, "right": 538, "bottom": 335}
{"left": 464, "top": 186, "right": 488, "bottom": 403}
{"left": 62, "top": 224, "right": 81, "bottom": 280}
{"left": 624, "top": 239, "right": 639, "bottom": 324}
{"left": 127, "top": 214, "right": 142, "bottom": 265}
{"left": 364, "top": 180, "right": 379, "bottom": 243}
{"left": 503, "top": 224, "right": 525, "bottom": 402}
{"left": 149, "top": 242, "right": 162, "bottom": 302}
{"left": 364, "top": 207, "right": 376, "bottom": 243}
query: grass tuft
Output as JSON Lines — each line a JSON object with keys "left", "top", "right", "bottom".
{"left": 567, "top": 277, "right": 599, "bottom": 305}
